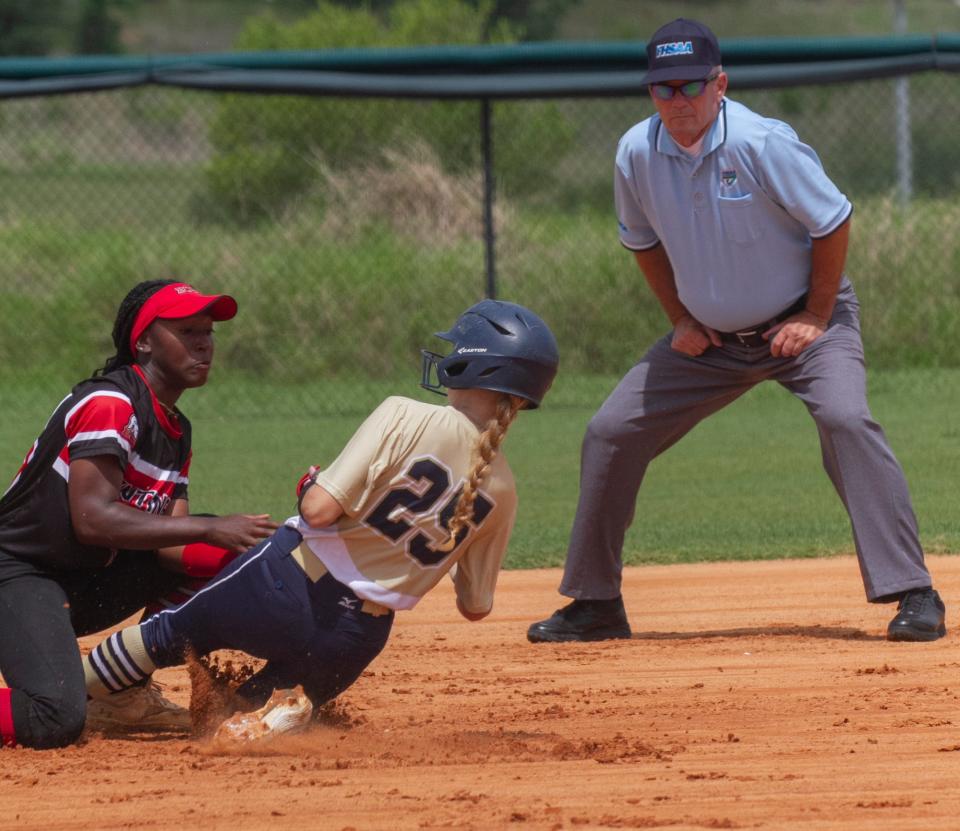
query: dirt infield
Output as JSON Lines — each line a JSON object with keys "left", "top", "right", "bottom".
{"left": 3, "top": 554, "right": 959, "bottom": 831}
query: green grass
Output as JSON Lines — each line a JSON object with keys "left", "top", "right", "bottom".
{"left": 3, "top": 191, "right": 958, "bottom": 391}
{"left": 7, "top": 369, "right": 955, "bottom": 569}
{"left": 501, "top": 368, "right": 960, "bottom": 567}
{"left": 0, "top": 167, "right": 202, "bottom": 228}
{"left": 2, "top": 86, "right": 959, "bottom": 385}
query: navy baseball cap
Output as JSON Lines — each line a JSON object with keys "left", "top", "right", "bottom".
{"left": 641, "top": 18, "right": 722, "bottom": 85}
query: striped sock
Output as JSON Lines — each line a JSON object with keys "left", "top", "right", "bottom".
{"left": 0, "top": 688, "right": 16, "bottom": 747}
{"left": 84, "top": 625, "right": 158, "bottom": 699}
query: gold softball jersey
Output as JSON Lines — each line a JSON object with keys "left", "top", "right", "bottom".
{"left": 289, "top": 396, "right": 517, "bottom": 614}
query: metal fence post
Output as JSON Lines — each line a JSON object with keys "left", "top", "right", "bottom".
{"left": 893, "top": 0, "right": 913, "bottom": 206}
{"left": 481, "top": 97, "right": 497, "bottom": 299}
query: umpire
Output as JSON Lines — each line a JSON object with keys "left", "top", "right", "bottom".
{"left": 528, "top": 18, "right": 945, "bottom": 644}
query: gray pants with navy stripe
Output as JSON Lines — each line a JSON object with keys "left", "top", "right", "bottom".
{"left": 560, "top": 282, "right": 931, "bottom": 604}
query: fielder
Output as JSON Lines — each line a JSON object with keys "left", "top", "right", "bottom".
{"left": 83, "top": 300, "right": 560, "bottom": 741}
{"left": 0, "top": 280, "right": 276, "bottom": 750}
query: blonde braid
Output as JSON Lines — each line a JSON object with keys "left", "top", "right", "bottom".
{"left": 438, "top": 394, "right": 523, "bottom": 553}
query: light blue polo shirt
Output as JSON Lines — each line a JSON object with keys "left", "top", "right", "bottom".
{"left": 614, "top": 98, "right": 853, "bottom": 332}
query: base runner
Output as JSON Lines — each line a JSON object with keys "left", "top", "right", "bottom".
{"left": 82, "top": 300, "right": 560, "bottom": 742}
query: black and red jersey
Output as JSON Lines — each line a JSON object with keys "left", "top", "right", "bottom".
{"left": 0, "top": 365, "right": 192, "bottom": 570}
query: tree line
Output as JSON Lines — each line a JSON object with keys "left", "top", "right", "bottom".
{"left": 0, "top": 0, "right": 577, "bottom": 56}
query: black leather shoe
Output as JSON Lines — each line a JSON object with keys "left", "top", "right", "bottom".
{"left": 527, "top": 597, "right": 631, "bottom": 643}
{"left": 887, "top": 588, "right": 946, "bottom": 642}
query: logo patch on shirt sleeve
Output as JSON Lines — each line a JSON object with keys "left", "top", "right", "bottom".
{"left": 721, "top": 169, "right": 738, "bottom": 187}
{"left": 121, "top": 413, "right": 139, "bottom": 444}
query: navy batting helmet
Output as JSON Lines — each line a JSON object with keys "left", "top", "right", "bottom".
{"left": 420, "top": 300, "right": 559, "bottom": 409}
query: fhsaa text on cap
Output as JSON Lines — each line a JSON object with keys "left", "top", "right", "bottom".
{"left": 641, "top": 18, "right": 722, "bottom": 86}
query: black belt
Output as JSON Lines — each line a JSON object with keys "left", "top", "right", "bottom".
{"left": 718, "top": 295, "right": 808, "bottom": 348}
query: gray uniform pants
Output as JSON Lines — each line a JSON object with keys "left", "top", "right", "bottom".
{"left": 560, "top": 282, "right": 931, "bottom": 604}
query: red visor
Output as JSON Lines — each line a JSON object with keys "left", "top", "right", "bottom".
{"left": 129, "top": 282, "right": 238, "bottom": 352}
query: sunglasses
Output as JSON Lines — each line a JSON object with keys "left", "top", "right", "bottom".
{"left": 649, "top": 74, "right": 720, "bottom": 101}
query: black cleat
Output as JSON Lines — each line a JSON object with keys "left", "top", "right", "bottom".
{"left": 887, "top": 588, "right": 946, "bottom": 642}
{"left": 527, "top": 596, "right": 631, "bottom": 643}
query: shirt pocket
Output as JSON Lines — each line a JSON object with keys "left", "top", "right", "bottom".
{"left": 718, "top": 192, "right": 763, "bottom": 246}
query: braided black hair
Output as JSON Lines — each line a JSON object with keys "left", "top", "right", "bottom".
{"left": 94, "top": 279, "right": 177, "bottom": 376}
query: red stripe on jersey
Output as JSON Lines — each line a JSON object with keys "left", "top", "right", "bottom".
{"left": 7, "top": 439, "right": 38, "bottom": 489}
{"left": 118, "top": 467, "right": 178, "bottom": 516}
{"left": 64, "top": 392, "right": 135, "bottom": 442}
{"left": 60, "top": 390, "right": 187, "bottom": 513}
{"left": 123, "top": 464, "right": 182, "bottom": 492}
{"left": 22, "top": 439, "right": 38, "bottom": 468}
{"left": 118, "top": 484, "right": 176, "bottom": 515}
{"left": 0, "top": 688, "right": 16, "bottom": 747}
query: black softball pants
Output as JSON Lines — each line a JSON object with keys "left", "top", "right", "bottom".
{"left": 143, "top": 525, "right": 395, "bottom": 710}
{"left": 0, "top": 548, "right": 182, "bottom": 749}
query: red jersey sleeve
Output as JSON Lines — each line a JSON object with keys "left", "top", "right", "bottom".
{"left": 63, "top": 390, "right": 137, "bottom": 466}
